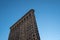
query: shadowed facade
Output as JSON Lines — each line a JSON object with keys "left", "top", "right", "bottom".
{"left": 8, "top": 9, "right": 40, "bottom": 40}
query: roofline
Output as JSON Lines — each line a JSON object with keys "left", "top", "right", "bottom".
{"left": 10, "top": 9, "right": 35, "bottom": 29}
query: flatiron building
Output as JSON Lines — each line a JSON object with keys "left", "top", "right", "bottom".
{"left": 8, "top": 9, "right": 40, "bottom": 40}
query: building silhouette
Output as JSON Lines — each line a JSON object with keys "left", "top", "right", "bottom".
{"left": 8, "top": 9, "right": 40, "bottom": 40}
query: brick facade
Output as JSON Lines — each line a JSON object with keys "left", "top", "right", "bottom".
{"left": 8, "top": 9, "right": 40, "bottom": 40}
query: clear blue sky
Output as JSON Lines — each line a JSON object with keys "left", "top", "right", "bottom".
{"left": 0, "top": 0, "right": 60, "bottom": 40}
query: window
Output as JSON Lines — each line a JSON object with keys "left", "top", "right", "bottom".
{"left": 24, "top": 18, "right": 26, "bottom": 21}
{"left": 33, "top": 38, "right": 35, "bottom": 40}
{"left": 29, "top": 14, "right": 31, "bottom": 17}
{"left": 21, "top": 20, "right": 23, "bottom": 24}
{"left": 33, "top": 34, "right": 35, "bottom": 37}
{"left": 21, "top": 20, "right": 23, "bottom": 23}
{"left": 26, "top": 16, "right": 28, "bottom": 19}
{"left": 27, "top": 39, "right": 28, "bottom": 40}
{"left": 19, "top": 22, "right": 21, "bottom": 25}
{"left": 26, "top": 25, "right": 33, "bottom": 31}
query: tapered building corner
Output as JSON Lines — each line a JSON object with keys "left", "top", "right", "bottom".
{"left": 8, "top": 9, "right": 40, "bottom": 40}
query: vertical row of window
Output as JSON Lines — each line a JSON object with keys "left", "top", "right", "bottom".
{"left": 10, "top": 25, "right": 20, "bottom": 40}
{"left": 26, "top": 25, "right": 39, "bottom": 40}
{"left": 26, "top": 24, "right": 38, "bottom": 40}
